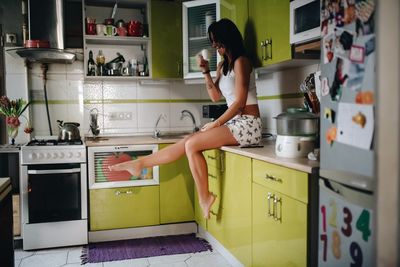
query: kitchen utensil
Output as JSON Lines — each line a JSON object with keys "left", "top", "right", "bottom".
{"left": 275, "top": 135, "right": 316, "bottom": 158}
{"left": 117, "top": 26, "right": 127, "bottom": 36}
{"left": 104, "top": 25, "right": 117, "bottom": 36}
{"left": 24, "top": 40, "right": 50, "bottom": 48}
{"left": 116, "top": 19, "right": 125, "bottom": 28}
{"left": 57, "top": 120, "right": 81, "bottom": 141}
{"left": 127, "top": 20, "right": 143, "bottom": 37}
{"left": 274, "top": 107, "right": 319, "bottom": 136}
{"left": 111, "top": 2, "right": 118, "bottom": 19}
{"left": 89, "top": 108, "right": 100, "bottom": 137}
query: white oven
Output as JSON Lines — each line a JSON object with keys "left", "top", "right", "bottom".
{"left": 290, "top": 0, "right": 320, "bottom": 44}
{"left": 87, "top": 144, "right": 159, "bottom": 189}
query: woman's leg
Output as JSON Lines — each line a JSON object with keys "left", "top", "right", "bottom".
{"left": 184, "top": 126, "right": 238, "bottom": 218}
{"left": 109, "top": 135, "right": 190, "bottom": 176}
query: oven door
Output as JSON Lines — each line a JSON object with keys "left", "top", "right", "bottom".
{"left": 27, "top": 163, "right": 83, "bottom": 223}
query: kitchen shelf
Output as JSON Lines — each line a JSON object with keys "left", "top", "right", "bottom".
{"left": 85, "top": 76, "right": 151, "bottom": 81}
{"left": 85, "top": 35, "right": 151, "bottom": 46}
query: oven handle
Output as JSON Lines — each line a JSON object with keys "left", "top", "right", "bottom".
{"left": 28, "top": 168, "right": 81, "bottom": 174}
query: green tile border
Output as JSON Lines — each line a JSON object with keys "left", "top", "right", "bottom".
{"left": 31, "top": 93, "right": 302, "bottom": 105}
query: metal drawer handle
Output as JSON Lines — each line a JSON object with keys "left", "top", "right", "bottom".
{"left": 208, "top": 173, "right": 217, "bottom": 179}
{"left": 115, "top": 190, "right": 133, "bottom": 196}
{"left": 267, "top": 192, "right": 274, "bottom": 217}
{"left": 265, "top": 174, "right": 283, "bottom": 183}
{"left": 274, "top": 196, "right": 282, "bottom": 222}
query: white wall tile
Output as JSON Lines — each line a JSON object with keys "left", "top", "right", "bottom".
{"left": 84, "top": 82, "right": 103, "bottom": 100}
{"left": 137, "top": 83, "right": 170, "bottom": 99}
{"left": 4, "top": 50, "right": 27, "bottom": 74}
{"left": 103, "top": 103, "right": 138, "bottom": 131}
{"left": 137, "top": 103, "right": 170, "bottom": 133}
{"left": 103, "top": 82, "right": 137, "bottom": 100}
{"left": 170, "top": 103, "right": 202, "bottom": 130}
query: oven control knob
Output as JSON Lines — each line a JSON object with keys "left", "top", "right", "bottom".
{"left": 76, "top": 152, "right": 82, "bottom": 158}
{"left": 45, "top": 153, "right": 51, "bottom": 159}
{"left": 38, "top": 153, "right": 44, "bottom": 159}
{"left": 52, "top": 153, "right": 58, "bottom": 159}
{"left": 29, "top": 153, "right": 36, "bottom": 160}
{"left": 67, "top": 152, "right": 73, "bottom": 158}
{"left": 59, "top": 152, "right": 64, "bottom": 159}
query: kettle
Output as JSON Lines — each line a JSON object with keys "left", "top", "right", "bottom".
{"left": 57, "top": 120, "right": 81, "bottom": 141}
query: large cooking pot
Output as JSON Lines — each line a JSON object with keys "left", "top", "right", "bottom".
{"left": 274, "top": 108, "right": 319, "bottom": 136}
{"left": 57, "top": 120, "right": 81, "bottom": 141}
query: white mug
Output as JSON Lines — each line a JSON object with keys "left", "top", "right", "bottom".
{"left": 96, "top": 24, "right": 105, "bottom": 36}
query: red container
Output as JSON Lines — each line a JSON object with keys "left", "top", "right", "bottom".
{"left": 24, "top": 40, "right": 50, "bottom": 48}
{"left": 127, "top": 20, "right": 143, "bottom": 37}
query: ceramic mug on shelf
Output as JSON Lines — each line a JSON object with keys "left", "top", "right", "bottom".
{"left": 96, "top": 24, "right": 105, "bottom": 36}
{"left": 104, "top": 25, "right": 117, "bottom": 36}
{"left": 86, "top": 22, "right": 96, "bottom": 35}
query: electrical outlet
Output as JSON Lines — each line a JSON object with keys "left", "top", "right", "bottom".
{"left": 109, "top": 112, "right": 133, "bottom": 121}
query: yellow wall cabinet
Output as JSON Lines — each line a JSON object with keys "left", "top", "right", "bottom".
{"left": 89, "top": 186, "right": 160, "bottom": 231}
{"left": 252, "top": 159, "right": 310, "bottom": 267}
{"left": 159, "top": 144, "right": 194, "bottom": 224}
{"left": 208, "top": 151, "right": 252, "bottom": 267}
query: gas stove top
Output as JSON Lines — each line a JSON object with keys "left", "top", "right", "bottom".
{"left": 27, "top": 139, "right": 83, "bottom": 146}
{"left": 21, "top": 139, "right": 86, "bottom": 165}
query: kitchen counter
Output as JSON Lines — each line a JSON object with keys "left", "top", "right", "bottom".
{"left": 85, "top": 136, "right": 318, "bottom": 174}
{"left": 221, "top": 140, "right": 319, "bottom": 174}
{"left": 85, "top": 135, "right": 182, "bottom": 147}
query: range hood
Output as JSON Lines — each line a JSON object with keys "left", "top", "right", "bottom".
{"left": 8, "top": 0, "right": 78, "bottom": 64}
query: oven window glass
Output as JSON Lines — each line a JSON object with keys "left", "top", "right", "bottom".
{"left": 294, "top": 0, "right": 320, "bottom": 34}
{"left": 28, "top": 164, "right": 81, "bottom": 223}
{"left": 94, "top": 150, "right": 154, "bottom": 183}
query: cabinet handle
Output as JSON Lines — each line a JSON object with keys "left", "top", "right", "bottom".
{"left": 115, "top": 190, "right": 133, "bottom": 196}
{"left": 220, "top": 153, "right": 224, "bottom": 173}
{"left": 208, "top": 173, "right": 217, "bottom": 179}
{"left": 274, "top": 196, "right": 282, "bottom": 222}
{"left": 267, "top": 192, "right": 274, "bottom": 217}
{"left": 260, "top": 41, "right": 266, "bottom": 61}
{"left": 177, "top": 60, "right": 181, "bottom": 76}
{"left": 265, "top": 174, "right": 283, "bottom": 183}
{"left": 207, "top": 155, "right": 216, "bottom": 160}
{"left": 265, "top": 38, "right": 272, "bottom": 60}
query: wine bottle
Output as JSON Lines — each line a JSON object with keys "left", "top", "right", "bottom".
{"left": 87, "top": 50, "right": 96, "bottom": 76}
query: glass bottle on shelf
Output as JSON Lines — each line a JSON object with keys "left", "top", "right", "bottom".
{"left": 96, "top": 50, "right": 105, "bottom": 76}
{"left": 87, "top": 50, "right": 96, "bottom": 76}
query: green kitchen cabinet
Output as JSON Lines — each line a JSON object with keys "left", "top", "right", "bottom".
{"left": 194, "top": 189, "right": 207, "bottom": 230}
{"left": 89, "top": 186, "right": 160, "bottom": 231}
{"left": 208, "top": 151, "right": 252, "bottom": 267}
{"left": 248, "top": 0, "right": 291, "bottom": 67}
{"left": 252, "top": 159, "right": 308, "bottom": 267}
{"left": 151, "top": 0, "right": 183, "bottom": 78}
{"left": 220, "top": 0, "right": 248, "bottom": 37}
{"left": 159, "top": 144, "right": 194, "bottom": 224}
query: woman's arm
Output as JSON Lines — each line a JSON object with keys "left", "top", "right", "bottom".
{"left": 199, "top": 57, "right": 223, "bottom": 102}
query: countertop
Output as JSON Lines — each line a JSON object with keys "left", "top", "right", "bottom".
{"left": 85, "top": 136, "right": 319, "bottom": 174}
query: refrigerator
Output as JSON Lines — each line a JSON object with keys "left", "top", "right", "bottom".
{"left": 318, "top": 1, "right": 376, "bottom": 266}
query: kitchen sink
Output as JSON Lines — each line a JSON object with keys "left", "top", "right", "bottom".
{"left": 152, "top": 131, "right": 192, "bottom": 140}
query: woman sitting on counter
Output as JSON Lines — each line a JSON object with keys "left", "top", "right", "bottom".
{"left": 110, "top": 18, "right": 262, "bottom": 219}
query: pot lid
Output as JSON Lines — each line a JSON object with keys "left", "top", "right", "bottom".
{"left": 275, "top": 107, "right": 319, "bottom": 120}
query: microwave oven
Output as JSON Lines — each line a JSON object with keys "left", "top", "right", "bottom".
{"left": 88, "top": 144, "right": 159, "bottom": 189}
{"left": 290, "top": 0, "right": 320, "bottom": 44}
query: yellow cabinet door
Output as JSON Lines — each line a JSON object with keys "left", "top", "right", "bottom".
{"left": 248, "top": 0, "right": 291, "bottom": 67}
{"left": 159, "top": 144, "right": 194, "bottom": 224}
{"left": 220, "top": 0, "right": 248, "bottom": 36}
{"left": 194, "top": 189, "right": 207, "bottom": 230}
{"left": 90, "top": 186, "right": 160, "bottom": 231}
{"left": 208, "top": 152, "right": 252, "bottom": 267}
{"left": 252, "top": 182, "right": 307, "bottom": 267}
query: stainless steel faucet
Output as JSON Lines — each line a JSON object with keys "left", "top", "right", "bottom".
{"left": 181, "top": 110, "right": 199, "bottom": 132}
{"left": 154, "top": 113, "right": 167, "bottom": 138}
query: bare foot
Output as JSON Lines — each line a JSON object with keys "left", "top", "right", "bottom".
{"left": 200, "top": 193, "right": 216, "bottom": 219}
{"left": 109, "top": 160, "right": 143, "bottom": 177}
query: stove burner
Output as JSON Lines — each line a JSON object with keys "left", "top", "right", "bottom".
{"left": 27, "top": 139, "right": 83, "bottom": 146}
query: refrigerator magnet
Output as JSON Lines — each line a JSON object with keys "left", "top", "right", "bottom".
{"left": 324, "top": 108, "right": 336, "bottom": 124}
{"left": 355, "top": 91, "right": 374, "bottom": 104}
{"left": 325, "top": 126, "right": 337, "bottom": 146}
{"left": 321, "top": 77, "right": 330, "bottom": 97}
{"left": 349, "top": 45, "right": 365, "bottom": 63}
{"left": 323, "top": 33, "right": 335, "bottom": 64}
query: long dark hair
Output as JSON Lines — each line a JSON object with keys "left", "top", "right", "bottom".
{"left": 207, "top": 18, "right": 246, "bottom": 75}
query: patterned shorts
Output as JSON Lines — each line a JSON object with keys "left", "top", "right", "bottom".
{"left": 225, "top": 115, "right": 262, "bottom": 146}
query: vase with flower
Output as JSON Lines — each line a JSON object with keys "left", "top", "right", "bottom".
{"left": 0, "top": 96, "right": 33, "bottom": 145}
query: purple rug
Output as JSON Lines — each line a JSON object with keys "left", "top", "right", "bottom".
{"left": 81, "top": 233, "right": 212, "bottom": 264}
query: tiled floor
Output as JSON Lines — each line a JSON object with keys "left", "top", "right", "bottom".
{"left": 14, "top": 246, "right": 233, "bottom": 267}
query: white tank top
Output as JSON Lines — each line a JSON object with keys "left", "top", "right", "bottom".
{"left": 218, "top": 68, "right": 258, "bottom": 107}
